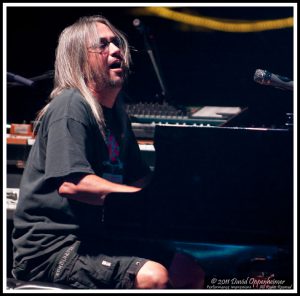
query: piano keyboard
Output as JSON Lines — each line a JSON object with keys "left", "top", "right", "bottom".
{"left": 138, "top": 143, "right": 155, "bottom": 151}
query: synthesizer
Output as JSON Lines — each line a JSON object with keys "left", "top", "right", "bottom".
{"left": 126, "top": 102, "right": 243, "bottom": 139}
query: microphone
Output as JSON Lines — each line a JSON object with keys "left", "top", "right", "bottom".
{"left": 7, "top": 72, "right": 35, "bottom": 87}
{"left": 253, "top": 69, "right": 293, "bottom": 91}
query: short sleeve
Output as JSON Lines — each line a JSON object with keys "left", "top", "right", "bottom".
{"left": 44, "top": 117, "right": 95, "bottom": 180}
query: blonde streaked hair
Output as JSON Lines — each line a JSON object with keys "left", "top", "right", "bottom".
{"left": 35, "top": 15, "right": 131, "bottom": 135}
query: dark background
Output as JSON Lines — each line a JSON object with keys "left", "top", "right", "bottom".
{"left": 6, "top": 5, "right": 294, "bottom": 127}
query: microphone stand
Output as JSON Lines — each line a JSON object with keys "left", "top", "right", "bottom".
{"left": 133, "top": 19, "right": 169, "bottom": 102}
{"left": 7, "top": 72, "right": 35, "bottom": 87}
{"left": 7, "top": 70, "right": 54, "bottom": 87}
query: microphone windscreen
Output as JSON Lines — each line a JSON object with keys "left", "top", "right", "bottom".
{"left": 253, "top": 69, "right": 265, "bottom": 83}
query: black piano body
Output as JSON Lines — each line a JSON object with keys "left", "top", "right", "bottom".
{"left": 105, "top": 125, "right": 293, "bottom": 245}
{"left": 104, "top": 125, "right": 294, "bottom": 283}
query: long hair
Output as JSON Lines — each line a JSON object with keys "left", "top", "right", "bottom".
{"left": 35, "top": 15, "right": 131, "bottom": 135}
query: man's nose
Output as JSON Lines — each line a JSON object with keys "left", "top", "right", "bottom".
{"left": 109, "top": 42, "right": 121, "bottom": 54}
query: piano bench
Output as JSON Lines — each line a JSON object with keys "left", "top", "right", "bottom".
{"left": 7, "top": 278, "right": 72, "bottom": 290}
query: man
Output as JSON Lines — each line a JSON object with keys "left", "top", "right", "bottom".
{"left": 12, "top": 15, "right": 204, "bottom": 289}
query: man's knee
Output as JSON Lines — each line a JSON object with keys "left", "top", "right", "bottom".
{"left": 134, "top": 260, "right": 169, "bottom": 289}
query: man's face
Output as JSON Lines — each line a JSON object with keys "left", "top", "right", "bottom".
{"left": 88, "top": 22, "right": 125, "bottom": 89}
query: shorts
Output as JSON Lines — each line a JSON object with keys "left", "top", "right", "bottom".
{"left": 50, "top": 238, "right": 174, "bottom": 289}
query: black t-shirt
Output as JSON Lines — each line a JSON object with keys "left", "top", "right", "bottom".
{"left": 12, "top": 88, "right": 150, "bottom": 276}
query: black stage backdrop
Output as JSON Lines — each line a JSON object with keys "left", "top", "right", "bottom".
{"left": 5, "top": 5, "right": 294, "bottom": 127}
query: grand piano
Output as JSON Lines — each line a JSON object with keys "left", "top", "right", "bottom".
{"left": 104, "top": 125, "right": 294, "bottom": 285}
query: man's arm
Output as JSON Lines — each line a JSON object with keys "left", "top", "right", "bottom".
{"left": 58, "top": 174, "right": 142, "bottom": 206}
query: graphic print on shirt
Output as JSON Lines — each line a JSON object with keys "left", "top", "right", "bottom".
{"left": 106, "top": 130, "right": 120, "bottom": 162}
{"left": 102, "top": 129, "right": 124, "bottom": 184}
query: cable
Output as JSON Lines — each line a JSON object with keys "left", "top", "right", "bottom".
{"left": 132, "top": 7, "right": 293, "bottom": 32}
